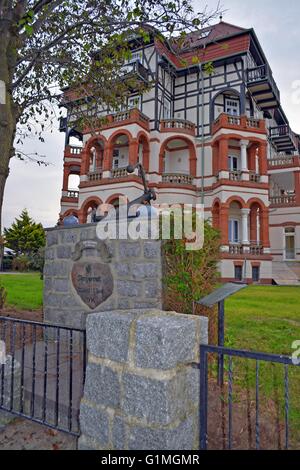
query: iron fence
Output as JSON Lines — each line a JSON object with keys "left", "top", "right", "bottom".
{"left": 199, "top": 345, "right": 300, "bottom": 450}
{"left": 0, "top": 316, "right": 86, "bottom": 436}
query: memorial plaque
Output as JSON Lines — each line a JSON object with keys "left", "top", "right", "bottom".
{"left": 71, "top": 261, "right": 113, "bottom": 309}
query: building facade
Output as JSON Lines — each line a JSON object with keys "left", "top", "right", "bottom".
{"left": 59, "top": 21, "right": 300, "bottom": 284}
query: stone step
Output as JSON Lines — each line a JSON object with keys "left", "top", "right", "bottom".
{"left": 272, "top": 262, "right": 300, "bottom": 286}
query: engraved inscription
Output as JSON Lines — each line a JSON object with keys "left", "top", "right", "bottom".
{"left": 71, "top": 262, "right": 113, "bottom": 309}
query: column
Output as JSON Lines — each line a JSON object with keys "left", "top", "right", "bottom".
{"left": 129, "top": 138, "right": 139, "bottom": 166}
{"left": 62, "top": 164, "right": 70, "bottom": 194}
{"left": 218, "top": 138, "right": 229, "bottom": 179}
{"left": 241, "top": 208, "right": 250, "bottom": 246}
{"left": 80, "top": 149, "right": 90, "bottom": 182}
{"left": 260, "top": 208, "right": 270, "bottom": 250}
{"left": 219, "top": 205, "right": 229, "bottom": 250}
{"left": 102, "top": 145, "right": 112, "bottom": 177}
{"left": 250, "top": 207, "right": 258, "bottom": 244}
{"left": 240, "top": 140, "right": 249, "bottom": 181}
{"left": 258, "top": 141, "right": 268, "bottom": 183}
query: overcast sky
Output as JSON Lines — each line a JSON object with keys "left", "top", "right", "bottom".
{"left": 3, "top": 0, "right": 300, "bottom": 229}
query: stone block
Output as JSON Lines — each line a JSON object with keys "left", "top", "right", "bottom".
{"left": 53, "top": 278, "right": 69, "bottom": 293}
{"left": 57, "top": 245, "right": 72, "bottom": 259}
{"left": 84, "top": 363, "right": 120, "bottom": 408}
{"left": 119, "top": 242, "right": 141, "bottom": 259}
{"left": 86, "top": 311, "right": 134, "bottom": 363}
{"left": 122, "top": 373, "right": 187, "bottom": 425}
{"left": 112, "top": 416, "right": 126, "bottom": 450}
{"left": 143, "top": 241, "right": 161, "bottom": 259}
{"left": 117, "top": 280, "right": 142, "bottom": 297}
{"left": 132, "top": 263, "right": 158, "bottom": 279}
{"left": 47, "top": 230, "right": 58, "bottom": 247}
{"left": 59, "top": 229, "right": 79, "bottom": 244}
{"left": 135, "top": 315, "right": 201, "bottom": 370}
{"left": 128, "top": 417, "right": 195, "bottom": 450}
{"left": 79, "top": 403, "right": 109, "bottom": 446}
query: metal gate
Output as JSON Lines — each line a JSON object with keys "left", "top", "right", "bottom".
{"left": 0, "top": 316, "right": 86, "bottom": 436}
{"left": 199, "top": 345, "right": 300, "bottom": 450}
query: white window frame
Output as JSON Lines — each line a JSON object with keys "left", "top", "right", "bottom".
{"left": 225, "top": 98, "right": 240, "bottom": 116}
{"left": 284, "top": 227, "right": 296, "bottom": 261}
{"left": 162, "top": 99, "right": 171, "bottom": 119}
{"left": 229, "top": 219, "right": 240, "bottom": 244}
{"left": 128, "top": 95, "right": 141, "bottom": 110}
{"left": 112, "top": 149, "right": 120, "bottom": 169}
{"left": 228, "top": 155, "right": 239, "bottom": 171}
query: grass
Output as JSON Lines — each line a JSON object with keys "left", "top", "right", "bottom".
{"left": 224, "top": 286, "right": 300, "bottom": 447}
{"left": 226, "top": 285, "right": 300, "bottom": 355}
{"left": 0, "top": 273, "right": 43, "bottom": 311}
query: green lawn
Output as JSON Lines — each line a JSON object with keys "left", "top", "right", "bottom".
{"left": 226, "top": 285, "right": 300, "bottom": 355}
{"left": 225, "top": 286, "right": 300, "bottom": 446}
{"left": 0, "top": 273, "right": 43, "bottom": 311}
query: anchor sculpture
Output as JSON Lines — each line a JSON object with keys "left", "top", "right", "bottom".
{"left": 91, "top": 163, "right": 156, "bottom": 223}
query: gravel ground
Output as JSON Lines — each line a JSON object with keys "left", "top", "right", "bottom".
{"left": 0, "top": 418, "right": 77, "bottom": 450}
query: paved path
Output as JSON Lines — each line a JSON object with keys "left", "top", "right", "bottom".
{"left": 0, "top": 418, "right": 76, "bottom": 450}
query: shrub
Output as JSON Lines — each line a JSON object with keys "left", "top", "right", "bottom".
{"left": 12, "top": 254, "right": 30, "bottom": 272}
{"left": 28, "top": 248, "right": 45, "bottom": 277}
{"left": 163, "top": 219, "right": 221, "bottom": 342}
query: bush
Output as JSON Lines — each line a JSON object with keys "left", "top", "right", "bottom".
{"left": 12, "top": 255, "right": 30, "bottom": 272}
{"left": 163, "top": 219, "right": 221, "bottom": 315}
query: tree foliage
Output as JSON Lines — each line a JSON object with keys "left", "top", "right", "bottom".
{"left": 4, "top": 209, "right": 45, "bottom": 256}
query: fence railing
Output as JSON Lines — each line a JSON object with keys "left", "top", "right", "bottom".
{"left": 0, "top": 316, "right": 86, "bottom": 436}
{"left": 162, "top": 173, "right": 194, "bottom": 185}
{"left": 199, "top": 344, "right": 300, "bottom": 450}
{"left": 270, "top": 194, "right": 296, "bottom": 206}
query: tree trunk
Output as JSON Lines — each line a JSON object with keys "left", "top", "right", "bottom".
{"left": 0, "top": 4, "right": 19, "bottom": 269}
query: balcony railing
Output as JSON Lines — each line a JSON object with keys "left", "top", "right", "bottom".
{"left": 229, "top": 244, "right": 243, "bottom": 255}
{"left": 247, "top": 64, "right": 280, "bottom": 102}
{"left": 121, "top": 60, "right": 149, "bottom": 83}
{"left": 249, "top": 172, "right": 261, "bottom": 183}
{"left": 162, "top": 174, "right": 194, "bottom": 185}
{"left": 229, "top": 170, "right": 242, "bottom": 181}
{"left": 67, "top": 190, "right": 79, "bottom": 199}
{"left": 269, "top": 125, "right": 297, "bottom": 153}
{"left": 270, "top": 194, "right": 296, "bottom": 206}
{"left": 268, "top": 155, "right": 300, "bottom": 168}
{"left": 104, "top": 108, "right": 150, "bottom": 131}
{"left": 212, "top": 113, "right": 266, "bottom": 134}
{"left": 88, "top": 171, "right": 103, "bottom": 182}
{"left": 64, "top": 145, "right": 83, "bottom": 158}
{"left": 111, "top": 167, "right": 129, "bottom": 178}
{"left": 229, "top": 243, "right": 264, "bottom": 255}
{"left": 160, "top": 119, "right": 196, "bottom": 136}
{"left": 249, "top": 244, "right": 264, "bottom": 255}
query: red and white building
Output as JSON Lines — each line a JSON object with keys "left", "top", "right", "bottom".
{"left": 59, "top": 21, "right": 300, "bottom": 285}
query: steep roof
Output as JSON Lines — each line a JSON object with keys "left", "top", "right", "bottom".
{"left": 183, "top": 21, "right": 249, "bottom": 49}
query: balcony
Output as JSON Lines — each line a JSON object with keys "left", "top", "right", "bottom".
{"left": 212, "top": 113, "right": 266, "bottom": 135}
{"left": 64, "top": 145, "right": 83, "bottom": 159}
{"left": 162, "top": 174, "right": 194, "bottom": 185}
{"left": 111, "top": 167, "right": 129, "bottom": 178}
{"left": 121, "top": 60, "right": 149, "bottom": 84}
{"left": 268, "top": 155, "right": 300, "bottom": 170}
{"left": 246, "top": 64, "right": 280, "bottom": 110}
{"left": 93, "top": 108, "right": 150, "bottom": 132}
{"left": 269, "top": 126, "right": 298, "bottom": 153}
{"left": 229, "top": 170, "right": 242, "bottom": 181}
{"left": 160, "top": 119, "right": 196, "bottom": 136}
{"left": 229, "top": 243, "right": 264, "bottom": 256}
{"left": 88, "top": 171, "right": 103, "bottom": 182}
{"left": 270, "top": 194, "right": 297, "bottom": 207}
{"left": 66, "top": 190, "right": 79, "bottom": 199}
{"left": 249, "top": 171, "right": 261, "bottom": 183}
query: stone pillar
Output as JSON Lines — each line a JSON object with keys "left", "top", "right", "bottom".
{"left": 78, "top": 309, "right": 208, "bottom": 451}
{"left": 129, "top": 138, "right": 139, "bottom": 166}
{"left": 0, "top": 356, "right": 21, "bottom": 429}
{"left": 241, "top": 208, "right": 250, "bottom": 246}
{"left": 240, "top": 140, "right": 249, "bottom": 181}
{"left": 62, "top": 164, "right": 70, "bottom": 191}
{"left": 218, "top": 138, "right": 229, "bottom": 176}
